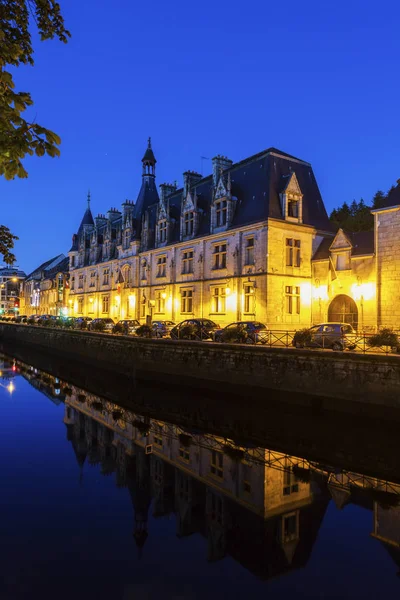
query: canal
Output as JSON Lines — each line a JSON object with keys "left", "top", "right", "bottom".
{"left": 1, "top": 350, "right": 400, "bottom": 599}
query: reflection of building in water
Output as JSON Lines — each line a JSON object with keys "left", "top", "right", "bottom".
{"left": 63, "top": 389, "right": 330, "bottom": 578}
{"left": 372, "top": 502, "right": 400, "bottom": 576}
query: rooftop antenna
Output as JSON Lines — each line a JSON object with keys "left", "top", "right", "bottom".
{"left": 200, "top": 156, "right": 210, "bottom": 176}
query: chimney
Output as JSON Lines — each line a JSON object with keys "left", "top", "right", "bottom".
{"left": 212, "top": 155, "right": 233, "bottom": 186}
{"left": 160, "top": 183, "right": 177, "bottom": 204}
{"left": 95, "top": 214, "right": 107, "bottom": 228}
{"left": 183, "top": 171, "right": 202, "bottom": 196}
{"left": 107, "top": 208, "right": 121, "bottom": 222}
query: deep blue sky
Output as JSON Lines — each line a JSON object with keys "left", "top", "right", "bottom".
{"left": 1, "top": 0, "right": 399, "bottom": 274}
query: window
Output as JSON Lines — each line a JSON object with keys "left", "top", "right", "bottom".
{"left": 88, "top": 298, "right": 94, "bottom": 314}
{"left": 154, "top": 425, "right": 163, "bottom": 447}
{"left": 78, "top": 274, "right": 84, "bottom": 289}
{"left": 210, "top": 450, "right": 223, "bottom": 478}
{"left": 182, "top": 250, "right": 194, "bottom": 274}
{"left": 71, "top": 276, "right": 75, "bottom": 291}
{"left": 103, "top": 269, "right": 110, "bottom": 286}
{"left": 283, "top": 513, "right": 298, "bottom": 543}
{"left": 244, "top": 284, "right": 255, "bottom": 313}
{"left": 211, "top": 287, "right": 226, "bottom": 313}
{"left": 215, "top": 200, "right": 227, "bottom": 227}
{"left": 71, "top": 256, "right": 75, "bottom": 267}
{"left": 336, "top": 253, "right": 350, "bottom": 270}
{"left": 285, "top": 286, "right": 300, "bottom": 315}
{"left": 213, "top": 243, "right": 227, "bottom": 269}
{"left": 159, "top": 220, "right": 167, "bottom": 243}
{"left": 179, "top": 446, "right": 190, "bottom": 461}
{"left": 123, "top": 267, "right": 131, "bottom": 288}
{"left": 102, "top": 295, "right": 109, "bottom": 313}
{"left": 283, "top": 468, "right": 299, "bottom": 496}
{"left": 78, "top": 297, "right": 83, "bottom": 314}
{"left": 155, "top": 290, "right": 165, "bottom": 313}
{"left": 244, "top": 237, "right": 255, "bottom": 265}
{"left": 181, "top": 289, "right": 193, "bottom": 313}
{"left": 184, "top": 212, "right": 194, "bottom": 236}
{"left": 243, "top": 463, "right": 252, "bottom": 493}
{"left": 123, "top": 230, "right": 130, "bottom": 248}
{"left": 286, "top": 238, "right": 301, "bottom": 267}
{"left": 288, "top": 198, "right": 299, "bottom": 218}
{"left": 156, "top": 256, "right": 166, "bottom": 278}
{"left": 89, "top": 272, "right": 96, "bottom": 287}
{"left": 140, "top": 296, "right": 146, "bottom": 318}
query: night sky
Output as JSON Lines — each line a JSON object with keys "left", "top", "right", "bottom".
{"left": 1, "top": 0, "right": 399, "bottom": 274}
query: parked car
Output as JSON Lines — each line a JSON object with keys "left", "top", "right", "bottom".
{"left": 152, "top": 320, "right": 176, "bottom": 338}
{"left": 112, "top": 319, "right": 140, "bottom": 335}
{"left": 214, "top": 321, "right": 269, "bottom": 344}
{"left": 293, "top": 322, "right": 356, "bottom": 351}
{"left": 87, "top": 317, "right": 115, "bottom": 332}
{"left": 74, "top": 316, "right": 93, "bottom": 330}
{"left": 170, "top": 319, "right": 220, "bottom": 341}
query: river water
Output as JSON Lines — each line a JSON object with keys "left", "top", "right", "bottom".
{"left": 1, "top": 351, "right": 400, "bottom": 599}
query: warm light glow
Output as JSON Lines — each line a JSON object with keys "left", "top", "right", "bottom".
{"left": 300, "top": 282, "right": 312, "bottom": 306}
{"left": 174, "top": 298, "right": 180, "bottom": 311}
{"left": 161, "top": 291, "right": 167, "bottom": 300}
{"left": 166, "top": 295, "right": 172, "bottom": 311}
{"left": 226, "top": 291, "right": 237, "bottom": 312}
{"left": 129, "top": 294, "right": 136, "bottom": 308}
{"left": 7, "top": 382, "right": 14, "bottom": 394}
{"left": 351, "top": 282, "right": 375, "bottom": 302}
{"left": 11, "top": 277, "right": 17, "bottom": 282}
{"left": 68, "top": 299, "right": 73, "bottom": 305}
{"left": 312, "top": 284, "right": 328, "bottom": 301}
{"left": 73, "top": 300, "right": 78, "bottom": 313}
{"left": 0, "top": 371, "right": 2, "bottom": 377}
{"left": 225, "top": 286, "right": 231, "bottom": 296}
{"left": 89, "top": 297, "right": 94, "bottom": 303}
{"left": 115, "top": 295, "right": 120, "bottom": 305}
{"left": 61, "top": 307, "right": 68, "bottom": 316}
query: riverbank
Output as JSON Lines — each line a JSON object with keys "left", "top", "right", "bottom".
{"left": 1, "top": 322, "right": 400, "bottom": 419}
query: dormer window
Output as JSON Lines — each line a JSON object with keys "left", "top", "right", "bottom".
{"left": 288, "top": 198, "right": 299, "bottom": 218}
{"left": 159, "top": 220, "right": 167, "bottom": 243}
{"left": 183, "top": 212, "right": 194, "bottom": 236}
{"left": 215, "top": 200, "right": 227, "bottom": 227}
{"left": 123, "top": 230, "right": 130, "bottom": 249}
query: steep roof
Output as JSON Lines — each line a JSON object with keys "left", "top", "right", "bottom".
{"left": 78, "top": 207, "right": 94, "bottom": 234}
{"left": 25, "top": 254, "right": 66, "bottom": 280}
{"left": 312, "top": 230, "right": 374, "bottom": 261}
{"left": 142, "top": 137, "right": 156, "bottom": 164}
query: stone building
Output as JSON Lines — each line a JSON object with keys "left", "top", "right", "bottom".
{"left": 21, "top": 254, "right": 69, "bottom": 316}
{"left": 68, "top": 140, "right": 332, "bottom": 328}
{"left": 0, "top": 267, "right": 26, "bottom": 315}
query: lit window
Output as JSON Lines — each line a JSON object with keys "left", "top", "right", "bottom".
{"left": 285, "top": 286, "right": 300, "bottom": 315}
{"left": 215, "top": 200, "right": 227, "bottom": 227}
{"left": 182, "top": 250, "right": 194, "bottom": 274}
{"left": 155, "top": 290, "right": 165, "bottom": 313}
{"left": 211, "top": 287, "right": 226, "bottom": 313}
{"left": 184, "top": 212, "right": 194, "bottom": 236}
{"left": 213, "top": 243, "right": 227, "bottom": 269}
{"left": 156, "top": 256, "right": 167, "bottom": 278}
{"left": 102, "top": 295, "right": 109, "bottom": 313}
{"left": 210, "top": 450, "right": 223, "bottom": 478}
{"left": 244, "top": 237, "right": 255, "bottom": 265}
{"left": 181, "top": 289, "right": 193, "bottom": 313}
{"left": 159, "top": 220, "right": 167, "bottom": 243}
{"left": 286, "top": 239, "right": 301, "bottom": 267}
{"left": 243, "top": 284, "right": 255, "bottom": 314}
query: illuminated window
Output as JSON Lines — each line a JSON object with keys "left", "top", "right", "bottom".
{"left": 155, "top": 290, "right": 165, "bottom": 313}
{"left": 183, "top": 212, "right": 194, "bottom": 236}
{"left": 156, "top": 256, "right": 166, "bottom": 278}
{"left": 210, "top": 450, "right": 223, "bottom": 478}
{"left": 211, "top": 287, "right": 226, "bottom": 313}
{"left": 213, "top": 243, "right": 227, "bottom": 269}
{"left": 159, "top": 220, "right": 167, "bottom": 243}
{"left": 286, "top": 239, "right": 301, "bottom": 267}
{"left": 182, "top": 250, "right": 193, "bottom": 274}
{"left": 103, "top": 269, "right": 110, "bottom": 286}
{"left": 78, "top": 297, "right": 83, "bottom": 314}
{"left": 215, "top": 200, "right": 227, "bottom": 227}
{"left": 244, "top": 237, "right": 255, "bottom": 265}
{"left": 285, "top": 286, "right": 300, "bottom": 315}
{"left": 102, "top": 295, "right": 109, "bottom": 313}
{"left": 243, "top": 284, "right": 255, "bottom": 314}
{"left": 181, "top": 289, "right": 193, "bottom": 313}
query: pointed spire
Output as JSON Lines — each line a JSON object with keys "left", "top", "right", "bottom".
{"left": 142, "top": 137, "right": 156, "bottom": 177}
{"left": 87, "top": 189, "right": 91, "bottom": 210}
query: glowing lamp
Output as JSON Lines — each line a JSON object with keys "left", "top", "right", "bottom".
{"left": 161, "top": 292, "right": 167, "bottom": 300}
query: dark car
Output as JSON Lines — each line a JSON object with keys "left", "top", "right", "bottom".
{"left": 170, "top": 319, "right": 220, "bottom": 341}
{"left": 113, "top": 319, "right": 140, "bottom": 335}
{"left": 87, "top": 317, "right": 114, "bottom": 332}
{"left": 152, "top": 320, "right": 176, "bottom": 338}
{"left": 293, "top": 322, "right": 356, "bottom": 351}
{"left": 214, "top": 321, "right": 269, "bottom": 344}
{"left": 74, "top": 317, "right": 93, "bottom": 330}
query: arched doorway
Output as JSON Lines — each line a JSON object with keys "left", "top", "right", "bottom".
{"left": 328, "top": 294, "right": 358, "bottom": 329}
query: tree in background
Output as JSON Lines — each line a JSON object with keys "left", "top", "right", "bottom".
{"left": 329, "top": 187, "right": 394, "bottom": 232}
{"left": 0, "top": 1, "right": 70, "bottom": 263}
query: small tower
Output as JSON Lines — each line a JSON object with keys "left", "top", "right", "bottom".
{"left": 142, "top": 137, "right": 156, "bottom": 178}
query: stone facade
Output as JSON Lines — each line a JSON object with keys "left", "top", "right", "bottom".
{"left": 374, "top": 206, "right": 400, "bottom": 328}
{"left": 67, "top": 142, "right": 331, "bottom": 329}
{"left": 21, "top": 254, "right": 69, "bottom": 316}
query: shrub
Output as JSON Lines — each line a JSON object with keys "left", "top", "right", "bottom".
{"left": 113, "top": 322, "right": 126, "bottom": 334}
{"left": 221, "top": 325, "right": 247, "bottom": 344}
{"left": 27, "top": 318, "right": 35, "bottom": 325}
{"left": 367, "top": 328, "right": 398, "bottom": 349}
{"left": 77, "top": 393, "right": 86, "bottom": 403}
{"left": 179, "top": 323, "right": 197, "bottom": 340}
{"left": 292, "top": 328, "right": 312, "bottom": 348}
{"left": 135, "top": 324, "right": 152, "bottom": 338}
{"left": 63, "top": 386, "right": 73, "bottom": 396}
{"left": 91, "top": 400, "right": 104, "bottom": 412}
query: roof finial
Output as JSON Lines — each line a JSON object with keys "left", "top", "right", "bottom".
{"left": 87, "top": 189, "right": 91, "bottom": 209}
{"left": 148, "top": 137, "right": 151, "bottom": 148}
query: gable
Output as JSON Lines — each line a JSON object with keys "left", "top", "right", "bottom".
{"left": 283, "top": 172, "right": 302, "bottom": 196}
{"left": 329, "top": 229, "right": 352, "bottom": 251}
{"left": 215, "top": 175, "right": 228, "bottom": 199}
{"left": 182, "top": 190, "right": 195, "bottom": 212}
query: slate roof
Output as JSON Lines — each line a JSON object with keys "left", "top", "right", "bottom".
{"left": 142, "top": 138, "right": 156, "bottom": 164}
{"left": 25, "top": 254, "right": 66, "bottom": 281}
{"left": 78, "top": 207, "right": 94, "bottom": 233}
{"left": 312, "top": 230, "right": 374, "bottom": 261}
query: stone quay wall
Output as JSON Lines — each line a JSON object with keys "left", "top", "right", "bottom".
{"left": 2, "top": 323, "right": 400, "bottom": 417}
